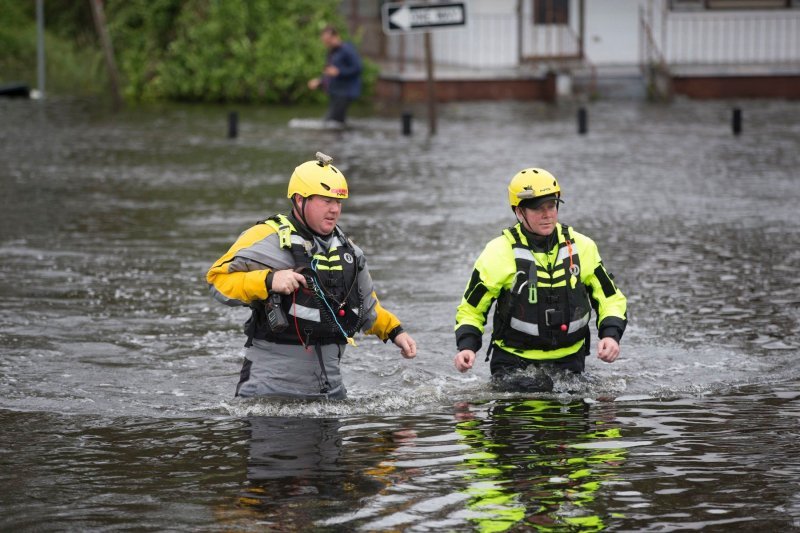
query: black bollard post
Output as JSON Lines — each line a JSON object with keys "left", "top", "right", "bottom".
{"left": 228, "top": 111, "right": 238, "bottom": 139}
{"left": 402, "top": 111, "right": 413, "bottom": 136}
{"left": 577, "top": 107, "right": 588, "bottom": 135}
{"left": 732, "top": 108, "right": 742, "bottom": 136}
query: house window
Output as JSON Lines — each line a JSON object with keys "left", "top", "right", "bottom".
{"left": 534, "top": 0, "right": 569, "bottom": 24}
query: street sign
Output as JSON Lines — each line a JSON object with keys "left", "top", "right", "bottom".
{"left": 382, "top": 2, "right": 467, "bottom": 34}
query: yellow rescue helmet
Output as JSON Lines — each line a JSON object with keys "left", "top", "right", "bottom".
{"left": 287, "top": 152, "right": 349, "bottom": 200}
{"left": 507, "top": 167, "right": 562, "bottom": 208}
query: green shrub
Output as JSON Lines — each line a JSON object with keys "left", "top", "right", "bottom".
{"left": 0, "top": 0, "right": 375, "bottom": 104}
{"left": 107, "top": 0, "right": 367, "bottom": 104}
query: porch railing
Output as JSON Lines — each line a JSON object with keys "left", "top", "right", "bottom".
{"left": 639, "top": 5, "right": 672, "bottom": 100}
{"left": 663, "top": 10, "right": 800, "bottom": 65}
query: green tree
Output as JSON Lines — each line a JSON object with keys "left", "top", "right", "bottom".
{"left": 0, "top": 0, "right": 105, "bottom": 93}
{"left": 107, "top": 0, "right": 358, "bottom": 104}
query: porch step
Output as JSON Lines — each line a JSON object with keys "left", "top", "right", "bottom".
{"left": 571, "top": 65, "right": 646, "bottom": 100}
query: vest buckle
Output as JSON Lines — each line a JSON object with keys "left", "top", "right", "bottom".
{"left": 277, "top": 224, "right": 292, "bottom": 249}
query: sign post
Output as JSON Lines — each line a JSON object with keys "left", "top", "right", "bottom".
{"left": 382, "top": 2, "right": 467, "bottom": 136}
{"left": 424, "top": 31, "right": 436, "bottom": 135}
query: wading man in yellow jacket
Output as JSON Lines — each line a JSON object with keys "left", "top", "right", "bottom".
{"left": 454, "top": 168, "right": 627, "bottom": 390}
{"left": 207, "top": 152, "right": 417, "bottom": 400}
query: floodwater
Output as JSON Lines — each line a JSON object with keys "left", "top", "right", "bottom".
{"left": 1, "top": 96, "right": 799, "bottom": 531}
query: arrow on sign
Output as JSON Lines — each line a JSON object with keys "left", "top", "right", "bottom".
{"left": 389, "top": 5, "right": 412, "bottom": 31}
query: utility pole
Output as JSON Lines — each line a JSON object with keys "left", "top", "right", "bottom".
{"left": 424, "top": 31, "right": 437, "bottom": 136}
{"left": 37, "top": 0, "right": 45, "bottom": 98}
{"left": 89, "top": 0, "right": 123, "bottom": 109}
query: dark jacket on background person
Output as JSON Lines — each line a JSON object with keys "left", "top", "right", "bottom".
{"left": 324, "top": 42, "right": 362, "bottom": 100}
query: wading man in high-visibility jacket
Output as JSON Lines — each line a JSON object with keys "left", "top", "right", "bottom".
{"left": 454, "top": 168, "right": 627, "bottom": 390}
{"left": 207, "top": 152, "right": 417, "bottom": 400}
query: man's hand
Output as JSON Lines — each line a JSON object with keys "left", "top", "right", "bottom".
{"left": 597, "top": 337, "right": 620, "bottom": 362}
{"left": 454, "top": 350, "right": 476, "bottom": 372}
{"left": 307, "top": 77, "right": 321, "bottom": 90}
{"left": 393, "top": 332, "right": 417, "bottom": 359}
{"left": 270, "top": 270, "right": 308, "bottom": 295}
{"left": 323, "top": 65, "right": 339, "bottom": 77}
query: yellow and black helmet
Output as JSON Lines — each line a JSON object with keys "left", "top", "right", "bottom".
{"left": 507, "top": 167, "right": 562, "bottom": 208}
{"left": 287, "top": 152, "right": 349, "bottom": 200}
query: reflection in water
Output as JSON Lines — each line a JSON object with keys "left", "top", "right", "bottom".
{"left": 233, "top": 416, "right": 403, "bottom": 529}
{"left": 454, "top": 399, "right": 627, "bottom": 532}
{"left": 0, "top": 411, "right": 251, "bottom": 531}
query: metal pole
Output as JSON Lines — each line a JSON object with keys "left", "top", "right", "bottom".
{"left": 732, "top": 108, "right": 742, "bottom": 136}
{"left": 402, "top": 111, "right": 413, "bottom": 136}
{"left": 578, "top": 0, "right": 585, "bottom": 60}
{"left": 516, "top": 0, "right": 523, "bottom": 64}
{"left": 661, "top": 0, "right": 667, "bottom": 64}
{"left": 228, "top": 111, "right": 239, "bottom": 139}
{"left": 424, "top": 31, "right": 437, "bottom": 136}
{"left": 578, "top": 107, "right": 588, "bottom": 135}
{"left": 36, "top": 0, "right": 45, "bottom": 98}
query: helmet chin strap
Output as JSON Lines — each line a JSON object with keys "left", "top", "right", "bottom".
{"left": 515, "top": 207, "right": 535, "bottom": 234}
{"left": 291, "top": 194, "right": 332, "bottom": 238}
{"left": 291, "top": 195, "right": 310, "bottom": 230}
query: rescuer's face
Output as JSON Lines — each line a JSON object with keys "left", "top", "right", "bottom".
{"left": 516, "top": 200, "right": 559, "bottom": 236}
{"left": 302, "top": 195, "right": 342, "bottom": 235}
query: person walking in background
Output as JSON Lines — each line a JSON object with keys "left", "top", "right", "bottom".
{"left": 453, "top": 168, "right": 627, "bottom": 391}
{"left": 307, "top": 26, "right": 362, "bottom": 125}
{"left": 207, "top": 152, "right": 416, "bottom": 400}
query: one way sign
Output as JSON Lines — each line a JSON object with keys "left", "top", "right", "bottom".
{"left": 382, "top": 2, "right": 467, "bottom": 34}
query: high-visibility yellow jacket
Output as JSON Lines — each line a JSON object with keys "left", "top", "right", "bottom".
{"left": 455, "top": 222, "right": 627, "bottom": 360}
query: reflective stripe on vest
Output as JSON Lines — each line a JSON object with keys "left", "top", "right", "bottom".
{"left": 288, "top": 303, "right": 321, "bottom": 322}
{"left": 510, "top": 311, "right": 590, "bottom": 337}
{"left": 510, "top": 233, "right": 579, "bottom": 282}
{"left": 249, "top": 214, "right": 364, "bottom": 345}
{"left": 313, "top": 244, "right": 344, "bottom": 271}
{"left": 492, "top": 223, "right": 592, "bottom": 353}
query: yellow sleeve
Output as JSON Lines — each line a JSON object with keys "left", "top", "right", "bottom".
{"left": 455, "top": 236, "right": 516, "bottom": 333}
{"left": 575, "top": 232, "right": 627, "bottom": 326}
{"left": 364, "top": 292, "right": 402, "bottom": 341}
{"left": 206, "top": 224, "right": 276, "bottom": 305}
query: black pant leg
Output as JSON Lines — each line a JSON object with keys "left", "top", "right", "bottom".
{"left": 324, "top": 95, "right": 351, "bottom": 123}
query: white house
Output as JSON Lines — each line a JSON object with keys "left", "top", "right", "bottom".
{"left": 346, "top": 0, "right": 800, "bottom": 100}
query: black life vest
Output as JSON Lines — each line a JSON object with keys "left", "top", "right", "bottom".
{"left": 492, "top": 224, "right": 592, "bottom": 352}
{"left": 244, "top": 214, "right": 365, "bottom": 346}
